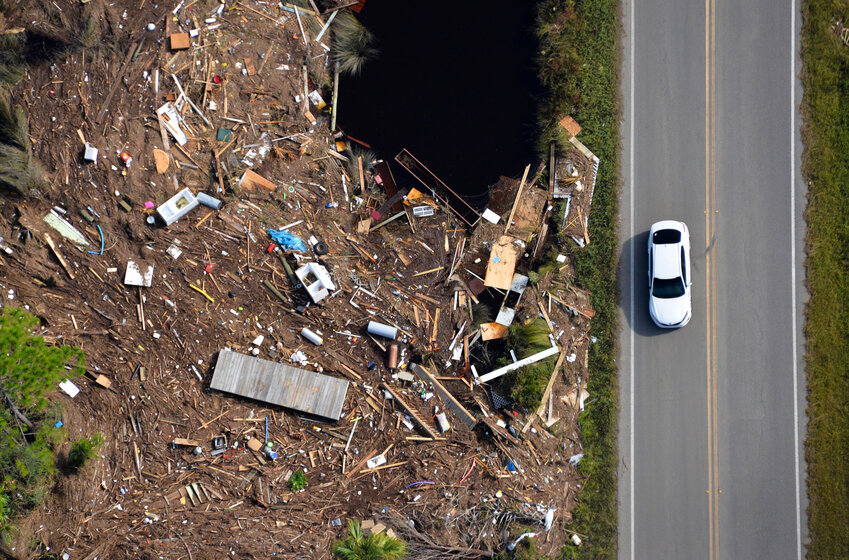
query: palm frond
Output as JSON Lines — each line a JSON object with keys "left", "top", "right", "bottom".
{"left": 0, "top": 33, "right": 26, "bottom": 86}
{"left": 332, "top": 12, "right": 378, "bottom": 76}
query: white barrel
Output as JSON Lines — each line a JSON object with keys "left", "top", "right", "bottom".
{"left": 367, "top": 321, "right": 397, "bottom": 339}
{"left": 300, "top": 328, "right": 323, "bottom": 345}
{"left": 196, "top": 192, "right": 222, "bottom": 210}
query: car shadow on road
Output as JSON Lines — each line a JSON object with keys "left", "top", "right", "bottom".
{"left": 619, "top": 231, "right": 666, "bottom": 337}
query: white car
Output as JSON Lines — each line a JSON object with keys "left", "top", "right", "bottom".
{"left": 648, "top": 220, "right": 692, "bottom": 328}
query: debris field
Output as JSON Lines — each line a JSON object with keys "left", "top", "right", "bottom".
{"left": 2, "top": 0, "right": 601, "bottom": 557}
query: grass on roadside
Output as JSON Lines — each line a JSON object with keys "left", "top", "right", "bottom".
{"left": 535, "top": 0, "right": 620, "bottom": 558}
{"left": 800, "top": 2, "right": 849, "bottom": 558}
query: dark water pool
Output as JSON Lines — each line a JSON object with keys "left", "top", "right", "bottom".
{"left": 337, "top": 0, "right": 540, "bottom": 203}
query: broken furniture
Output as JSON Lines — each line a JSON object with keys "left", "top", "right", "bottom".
{"left": 157, "top": 187, "right": 198, "bottom": 226}
{"left": 294, "top": 262, "right": 336, "bottom": 303}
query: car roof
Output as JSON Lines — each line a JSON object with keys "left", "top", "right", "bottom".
{"left": 653, "top": 243, "right": 681, "bottom": 279}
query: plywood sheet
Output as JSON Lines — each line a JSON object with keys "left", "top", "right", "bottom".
{"left": 484, "top": 235, "right": 518, "bottom": 290}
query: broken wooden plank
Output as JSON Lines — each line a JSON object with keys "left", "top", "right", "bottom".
{"left": 345, "top": 448, "right": 377, "bottom": 479}
{"left": 43, "top": 233, "right": 74, "bottom": 279}
{"left": 379, "top": 383, "right": 439, "bottom": 439}
{"left": 534, "top": 350, "right": 567, "bottom": 418}
{"left": 410, "top": 364, "right": 477, "bottom": 429}
{"left": 95, "top": 42, "right": 138, "bottom": 124}
{"left": 504, "top": 164, "right": 531, "bottom": 234}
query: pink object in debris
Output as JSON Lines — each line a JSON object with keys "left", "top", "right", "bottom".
{"left": 144, "top": 201, "right": 155, "bottom": 209}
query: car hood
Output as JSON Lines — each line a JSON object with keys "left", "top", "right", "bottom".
{"left": 650, "top": 295, "right": 690, "bottom": 327}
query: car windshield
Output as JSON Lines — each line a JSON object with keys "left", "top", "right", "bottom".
{"left": 652, "top": 277, "right": 686, "bottom": 298}
{"left": 652, "top": 229, "right": 681, "bottom": 244}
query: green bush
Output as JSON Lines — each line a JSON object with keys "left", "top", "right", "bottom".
{"left": 500, "top": 318, "right": 557, "bottom": 411}
{"left": 801, "top": 1, "right": 849, "bottom": 557}
{"left": 67, "top": 433, "right": 103, "bottom": 470}
{"left": 332, "top": 519, "right": 406, "bottom": 560}
{"left": 0, "top": 34, "right": 26, "bottom": 86}
{"left": 534, "top": 0, "right": 620, "bottom": 558}
{"left": 287, "top": 469, "right": 307, "bottom": 491}
{"left": 0, "top": 307, "right": 84, "bottom": 537}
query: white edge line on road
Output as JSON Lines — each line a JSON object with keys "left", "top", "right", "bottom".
{"left": 790, "top": 0, "right": 802, "bottom": 558}
{"left": 629, "top": 0, "right": 636, "bottom": 557}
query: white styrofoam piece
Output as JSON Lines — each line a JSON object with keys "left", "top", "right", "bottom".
{"left": 59, "top": 379, "right": 80, "bottom": 398}
{"left": 481, "top": 208, "right": 500, "bottom": 224}
{"left": 156, "top": 102, "right": 189, "bottom": 145}
{"left": 124, "top": 261, "right": 154, "bottom": 287}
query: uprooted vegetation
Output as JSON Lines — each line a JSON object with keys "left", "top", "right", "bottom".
{"left": 0, "top": 89, "right": 47, "bottom": 196}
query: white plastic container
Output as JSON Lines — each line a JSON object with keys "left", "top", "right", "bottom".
{"left": 367, "top": 321, "right": 397, "bottom": 339}
{"left": 157, "top": 187, "right": 198, "bottom": 226}
{"left": 196, "top": 192, "right": 222, "bottom": 210}
{"left": 300, "top": 328, "right": 323, "bottom": 345}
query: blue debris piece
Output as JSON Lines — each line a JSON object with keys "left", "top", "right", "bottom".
{"left": 267, "top": 229, "right": 308, "bottom": 252}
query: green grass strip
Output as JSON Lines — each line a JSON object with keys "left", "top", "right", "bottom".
{"left": 801, "top": 2, "right": 849, "bottom": 558}
{"left": 535, "top": 1, "right": 620, "bottom": 558}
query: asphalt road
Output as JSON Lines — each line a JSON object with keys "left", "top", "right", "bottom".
{"left": 618, "top": 1, "right": 807, "bottom": 559}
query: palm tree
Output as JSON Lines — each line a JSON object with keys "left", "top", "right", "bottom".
{"left": 332, "top": 519, "right": 407, "bottom": 560}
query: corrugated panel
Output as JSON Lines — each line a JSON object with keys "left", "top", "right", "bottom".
{"left": 210, "top": 350, "right": 349, "bottom": 420}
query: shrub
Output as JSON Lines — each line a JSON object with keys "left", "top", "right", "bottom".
{"left": 67, "top": 434, "right": 103, "bottom": 470}
{"left": 332, "top": 519, "right": 406, "bottom": 560}
{"left": 534, "top": 0, "right": 620, "bottom": 557}
{"left": 801, "top": 1, "right": 849, "bottom": 556}
{"left": 0, "top": 307, "right": 84, "bottom": 536}
{"left": 500, "top": 318, "right": 557, "bottom": 411}
{"left": 287, "top": 469, "right": 307, "bottom": 491}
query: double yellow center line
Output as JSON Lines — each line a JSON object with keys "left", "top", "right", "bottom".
{"left": 705, "top": 0, "right": 720, "bottom": 558}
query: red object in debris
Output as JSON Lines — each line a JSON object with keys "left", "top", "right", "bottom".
{"left": 346, "top": 134, "right": 372, "bottom": 149}
{"left": 370, "top": 210, "right": 382, "bottom": 221}
{"left": 267, "top": 243, "right": 277, "bottom": 253}
{"left": 120, "top": 152, "right": 131, "bottom": 163}
{"left": 205, "top": 264, "right": 214, "bottom": 274}
{"left": 213, "top": 75, "right": 222, "bottom": 84}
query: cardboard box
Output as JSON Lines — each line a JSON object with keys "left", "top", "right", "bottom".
{"left": 170, "top": 33, "right": 190, "bottom": 50}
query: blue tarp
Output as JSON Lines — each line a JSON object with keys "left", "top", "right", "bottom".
{"left": 267, "top": 229, "right": 308, "bottom": 252}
